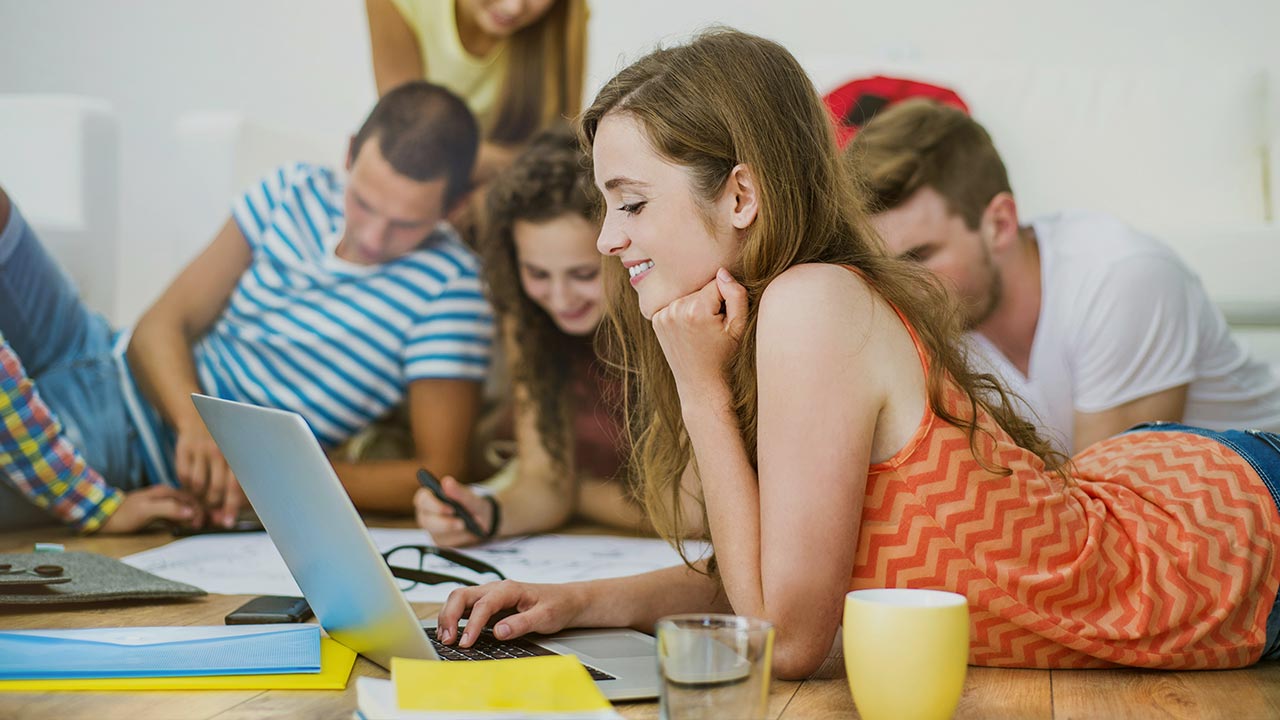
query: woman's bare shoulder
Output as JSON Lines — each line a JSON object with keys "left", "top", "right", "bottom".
{"left": 758, "top": 263, "right": 879, "bottom": 333}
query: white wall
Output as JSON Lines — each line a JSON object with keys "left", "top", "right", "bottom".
{"left": 2, "top": 0, "right": 1278, "bottom": 322}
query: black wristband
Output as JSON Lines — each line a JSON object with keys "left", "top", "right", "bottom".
{"left": 482, "top": 495, "right": 501, "bottom": 540}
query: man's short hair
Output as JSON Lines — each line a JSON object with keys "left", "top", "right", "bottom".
{"left": 846, "top": 99, "right": 1010, "bottom": 230}
{"left": 351, "top": 81, "right": 479, "bottom": 207}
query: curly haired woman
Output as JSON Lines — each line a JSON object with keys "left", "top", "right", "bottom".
{"left": 414, "top": 130, "right": 672, "bottom": 545}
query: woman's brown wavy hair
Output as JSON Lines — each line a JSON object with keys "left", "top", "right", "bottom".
{"left": 479, "top": 128, "right": 598, "bottom": 470}
{"left": 578, "top": 28, "right": 1066, "bottom": 553}
{"left": 489, "top": 0, "right": 588, "bottom": 145}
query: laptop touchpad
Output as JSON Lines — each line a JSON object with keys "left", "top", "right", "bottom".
{"left": 553, "top": 634, "right": 654, "bottom": 659}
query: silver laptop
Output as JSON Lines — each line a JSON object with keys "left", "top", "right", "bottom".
{"left": 191, "top": 394, "right": 660, "bottom": 701}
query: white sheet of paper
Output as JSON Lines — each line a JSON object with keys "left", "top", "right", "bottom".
{"left": 123, "top": 530, "right": 710, "bottom": 603}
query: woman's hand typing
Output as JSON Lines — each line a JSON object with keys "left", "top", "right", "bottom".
{"left": 435, "top": 580, "right": 590, "bottom": 646}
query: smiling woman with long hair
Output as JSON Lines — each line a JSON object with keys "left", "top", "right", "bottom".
{"left": 431, "top": 29, "right": 1280, "bottom": 679}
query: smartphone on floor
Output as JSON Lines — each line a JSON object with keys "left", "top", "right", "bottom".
{"left": 225, "top": 595, "right": 312, "bottom": 624}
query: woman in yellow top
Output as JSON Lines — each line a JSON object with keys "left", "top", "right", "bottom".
{"left": 365, "top": 0, "right": 587, "bottom": 183}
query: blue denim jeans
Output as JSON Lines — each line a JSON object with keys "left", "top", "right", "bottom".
{"left": 1125, "top": 422, "right": 1280, "bottom": 662}
{"left": 0, "top": 203, "right": 147, "bottom": 529}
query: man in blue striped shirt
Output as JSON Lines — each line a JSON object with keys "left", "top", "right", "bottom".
{"left": 0, "top": 82, "right": 495, "bottom": 531}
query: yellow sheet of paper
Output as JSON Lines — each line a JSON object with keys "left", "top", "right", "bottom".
{"left": 0, "top": 637, "right": 355, "bottom": 691}
{"left": 393, "top": 655, "right": 613, "bottom": 713}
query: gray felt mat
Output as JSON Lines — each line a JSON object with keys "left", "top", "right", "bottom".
{"left": 0, "top": 551, "right": 206, "bottom": 605}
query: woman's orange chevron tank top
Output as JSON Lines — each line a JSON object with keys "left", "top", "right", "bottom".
{"left": 851, "top": 290, "right": 1280, "bottom": 668}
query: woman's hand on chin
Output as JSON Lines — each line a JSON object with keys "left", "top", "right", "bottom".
{"left": 652, "top": 268, "right": 749, "bottom": 399}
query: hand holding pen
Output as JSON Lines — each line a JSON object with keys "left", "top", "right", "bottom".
{"left": 413, "top": 469, "right": 501, "bottom": 548}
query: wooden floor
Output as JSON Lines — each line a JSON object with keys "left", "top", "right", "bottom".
{"left": 1, "top": 526, "right": 1278, "bottom": 719}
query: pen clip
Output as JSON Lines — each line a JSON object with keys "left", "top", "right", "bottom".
{"left": 417, "top": 468, "right": 486, "bottom": 538}
{"left": 416, "top": 468, "right": 445, "bottom": 494}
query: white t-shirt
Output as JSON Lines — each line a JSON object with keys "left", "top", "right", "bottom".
{"left": 966, "top": 210, "right": 1280, "bottom": 452}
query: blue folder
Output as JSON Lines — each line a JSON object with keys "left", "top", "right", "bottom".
{"left": 0, "top": 624, "right": 321, "bottom": 679}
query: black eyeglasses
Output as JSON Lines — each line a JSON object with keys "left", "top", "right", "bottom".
{"left": 381, "top": 544, "right": 506, "bottom": 591}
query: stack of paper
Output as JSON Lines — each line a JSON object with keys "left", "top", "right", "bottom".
{"left": 354, "top": 656, "right": 622, "bottom": 720}
{"left": 0, "top": 624, "right": 321, "bottom": 679}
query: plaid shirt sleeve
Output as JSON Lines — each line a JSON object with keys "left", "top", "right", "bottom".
{"left": 0, "top": 338, "right": 123, "bottom": 533}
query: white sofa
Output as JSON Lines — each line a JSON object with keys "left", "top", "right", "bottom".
{"left": 172, "top": 112, "right": 349, "bottom": 269}
{"left": 802, "top": 58, "right": 1280, "bottom": 365}
{"left": 0, "top": 95, "right": 120, "bottom": 322}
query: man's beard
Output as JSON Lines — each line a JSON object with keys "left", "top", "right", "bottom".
{"left": 962, "top": 251, "right": 1003, "bottom": 330}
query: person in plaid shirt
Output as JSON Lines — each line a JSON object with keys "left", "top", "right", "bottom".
{"left": 0, "top": 331, "right": 199, "bottom": 533}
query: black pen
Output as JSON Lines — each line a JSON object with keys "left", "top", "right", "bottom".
{"left": 416, "top": 468, "right": 486, "bottom": 538}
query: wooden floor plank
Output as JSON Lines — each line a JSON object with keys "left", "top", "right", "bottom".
{"left": 613, "top": 676, "right": 802, "bottom": 719}
{"left": 955, "top": 667, "right": 1054, "bottom": 720}
{"left": 783, "top": 661, "right": 1053, "bottom": 720}
{"left": 769, "top": 654, "right": 855, "bottom": 719}
{"left": 1052, "top": 666, "right": 1280, "bottom": 720}
{"left": 206, "top": 688, "right": 364, "bottom": 720}
{"left": 0, "top": 692, "right": 263, "bottom": 720}
{"left": 1250, "top": 662, "right": 1280, "bottom": 714}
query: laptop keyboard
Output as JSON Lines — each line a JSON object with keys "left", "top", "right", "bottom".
{"left": 424, "top": 627, "right": 615, "bottom": 681}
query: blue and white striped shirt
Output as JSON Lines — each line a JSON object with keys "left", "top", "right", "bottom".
{"left": 188, "top": 162, "right": 494, "bottom": 447}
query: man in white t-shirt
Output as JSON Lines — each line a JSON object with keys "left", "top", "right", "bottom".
{"left": 846, "top": 99, "right": 1280, "bottom": 453}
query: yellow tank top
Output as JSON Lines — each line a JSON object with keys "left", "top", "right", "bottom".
{"left": 390, "top": 0, "right": 508, "bottom": 133}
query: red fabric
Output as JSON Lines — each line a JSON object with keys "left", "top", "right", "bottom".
{"left": 569, "top": 352, "right": 626, "bottom": 481}
{"left": 823, "top": 75, "right": 969, "bottom": 148}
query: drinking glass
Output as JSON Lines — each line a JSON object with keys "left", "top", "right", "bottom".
{"left": 656, "top": 614, "right": 775, "bottom": 720}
